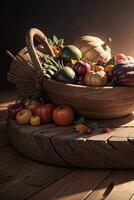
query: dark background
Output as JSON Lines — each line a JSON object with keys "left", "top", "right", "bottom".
{"left": 1, "top": 0, "right": 134, "bottom": 91}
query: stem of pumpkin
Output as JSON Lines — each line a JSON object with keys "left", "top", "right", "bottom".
{"left": 102, "top": 38, "right": 112, "bottom": 50}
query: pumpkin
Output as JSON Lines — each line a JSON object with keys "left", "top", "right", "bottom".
{"left": 53, "top": 105, "right": 74, "bottom": 126}
{"left": 84, "top": 71, "right": 107, "bottom": 87}
{"left": 94, "top": 65, "right": 104, "bottom": 71}
{"left": 33, "top": 104, "right": 55, "bottom": 123}
{"left": 74, "top": 36, "right": 112, "bottom": 62}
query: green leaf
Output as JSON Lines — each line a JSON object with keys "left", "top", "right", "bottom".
{"left": 53, "top": 35, "right": 59, "bottom": 45}
{"left": 106, "top": 57, "right": 115, "bottom": 66}
{"left": 73, "top": 116, "right": 86, "bottom": 125}
{"left": 47, "top": 38, "right": 53, "bottom": 46}
{"left": 58, "top": 38, "right": 64, "bottom": 45}
{"left": 90, "top": 122, "right": 99, "bottom": 130}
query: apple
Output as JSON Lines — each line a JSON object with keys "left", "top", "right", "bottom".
{"left": 115, "top": 53, "right": 128, "bottom": 63}
{"left": 16, "top": 109, "right": 32, "bottom": 125}
{"left": 30, "top": 116, "right": 41, "bottom": 126}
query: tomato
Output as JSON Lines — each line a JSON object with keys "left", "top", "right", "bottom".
{"left": 33, "top": 104, "right": 55, "bottom": 123}
{"left": 53, "top": 105, "right": 74, "bottom": 126}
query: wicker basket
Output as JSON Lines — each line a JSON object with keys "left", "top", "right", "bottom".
{"left": 7, "top": 28, "right": 134, "bottom": 119}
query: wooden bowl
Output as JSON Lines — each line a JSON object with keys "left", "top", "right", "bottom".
{"left": 44, "top": 79, "right": 134, "bottom": 119}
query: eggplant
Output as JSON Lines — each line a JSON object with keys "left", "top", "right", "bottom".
{"left": 118, "top": 77, "right": 134, "bottom": 86}
{"left": 112, "top": 61, "right": 134, "bottom": 86}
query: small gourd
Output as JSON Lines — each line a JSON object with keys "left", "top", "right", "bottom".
{"left": 74, "top": 36, "right": 112, "bottom": 62}
{"left": 84, "top": 70, "right": 107, "bottom": 87}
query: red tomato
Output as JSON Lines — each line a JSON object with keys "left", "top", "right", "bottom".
{"left": 53, "top": 105, "right": 74, "bottom": 126}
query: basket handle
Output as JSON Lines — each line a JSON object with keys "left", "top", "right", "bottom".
{"left": 26, "top": 28, "right": 55, "bottom": 81}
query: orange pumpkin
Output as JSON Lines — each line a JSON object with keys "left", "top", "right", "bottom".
{"left": 53, "top": 105, "right": 74, "bottom": 126}
{"left": 94, "top": 65, "right": 104, "bottom": 71}
{"left": 84, "top": 71, "right": 107, "bottom": 87}
{"left": 104, "top": 65, "right": 113, "bottom": 73}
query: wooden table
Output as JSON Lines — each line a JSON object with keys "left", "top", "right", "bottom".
{"left": 0, "top": 90, "right": 134, "bottom": 200}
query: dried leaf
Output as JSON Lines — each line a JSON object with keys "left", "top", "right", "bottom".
{"left": 75, "top": 123, "right": 88, "bottom": 134}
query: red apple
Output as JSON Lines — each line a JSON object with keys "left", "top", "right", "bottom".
{"left": 115, "top": 53, "right": 128, "bottom": 63}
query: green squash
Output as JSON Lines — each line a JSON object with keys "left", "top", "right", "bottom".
{"left": 60, "top": 45, "right": 82, "bottom": 62}
{"left": 55, "top": 66, "right": 77, "bottom": 83}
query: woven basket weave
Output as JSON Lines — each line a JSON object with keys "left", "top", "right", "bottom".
{"left": 7, "top": 28, "right": 134, "bottom": 119}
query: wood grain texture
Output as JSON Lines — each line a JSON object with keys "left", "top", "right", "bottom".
{"left": 29, "top": 169, "right": 110, "bottom": 200}
{"left": 86, "top": 170, "right": 134, "bottom": 200}
{"left": 8, "top": 115, "right": 134, "bottom": 169}
{"left": 0, "top": 157, "right": 72, "bottom": 200}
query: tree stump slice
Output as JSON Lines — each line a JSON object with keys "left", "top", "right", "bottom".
{"left": 7, "top": 113, "right": 134, "bottom": 169}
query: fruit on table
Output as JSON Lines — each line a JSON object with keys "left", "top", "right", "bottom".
{"left": 84, "top": 70, "right": 107, "bottom": 87}
{"left": 115, "top": 53, "right": 128, "bottom": 63}
{"left": 73, "top": 61, "right": 91, "bottom": 76}
{"left": 112, "top": 61, "right": 134, "bottom": 86}
{"left": 59, "top": 45, "right": 82, "bottom": 62}
{"left": 53, "top": 105, "right": 74, "bottom": 126}
{"left": 8, "top": 103, "right": 25, "bottom": 118}
{"left": 16, "top": 109, "right": 32, "bottom": 125}
{"left": 30, "top": 116, "right": 41, "bottom": 126}
{"left": 33, "top": 104, "right": 55, "bottom": 123}
{"left": 25, "top": 100, "right": 40, "bottom": 112}
{"left": 74, "top": 36, "right": 112, "bottom": 62}
{"left": 55, "top": 66, "right": 77, "bottom": 83}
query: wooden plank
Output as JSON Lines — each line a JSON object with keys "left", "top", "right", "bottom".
{"left": 0, "top": 157, "right": 72, "bottom": 200}
{"left": 29, "top": 169, "right": 111, "bottom": 200}
{"left": 33, "top": 126, "right": 74, "bottom": 166}
{"left": 85, "top": 170, "right": 134, "bottom": 200}
{"left": 0, "top": 90, "right": 17, "bottom": 104}
{"left": 8, "top": 119, "right": 69, "bottom": 166}
{"left": 87, "top": 112, "right": 134, "bottom": 128}
{"left": 0, "top": 120, "right": 7, "bottom": 131}
{"left": 51, "top": 128, "right": 134, "bottom": 168}
{"left": 0, "top": 145, "right": 19, "bottom": 165}
{"left": 0, "top": 130, "right": 9, "bottom": 148}
{"left": 108, "top": 136, "right": 134, "bottom": 166}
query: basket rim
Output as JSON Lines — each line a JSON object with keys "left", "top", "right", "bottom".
{"left": 46, "top": 79, "right": 134, "bottom": 90}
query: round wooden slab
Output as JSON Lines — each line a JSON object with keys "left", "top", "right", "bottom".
{"left": 7, "top": 113, "right": 134, "bottom": 169}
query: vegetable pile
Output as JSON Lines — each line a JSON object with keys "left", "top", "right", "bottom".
{"left": 41, "top": 35, "right": 134, "bottom": 87}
